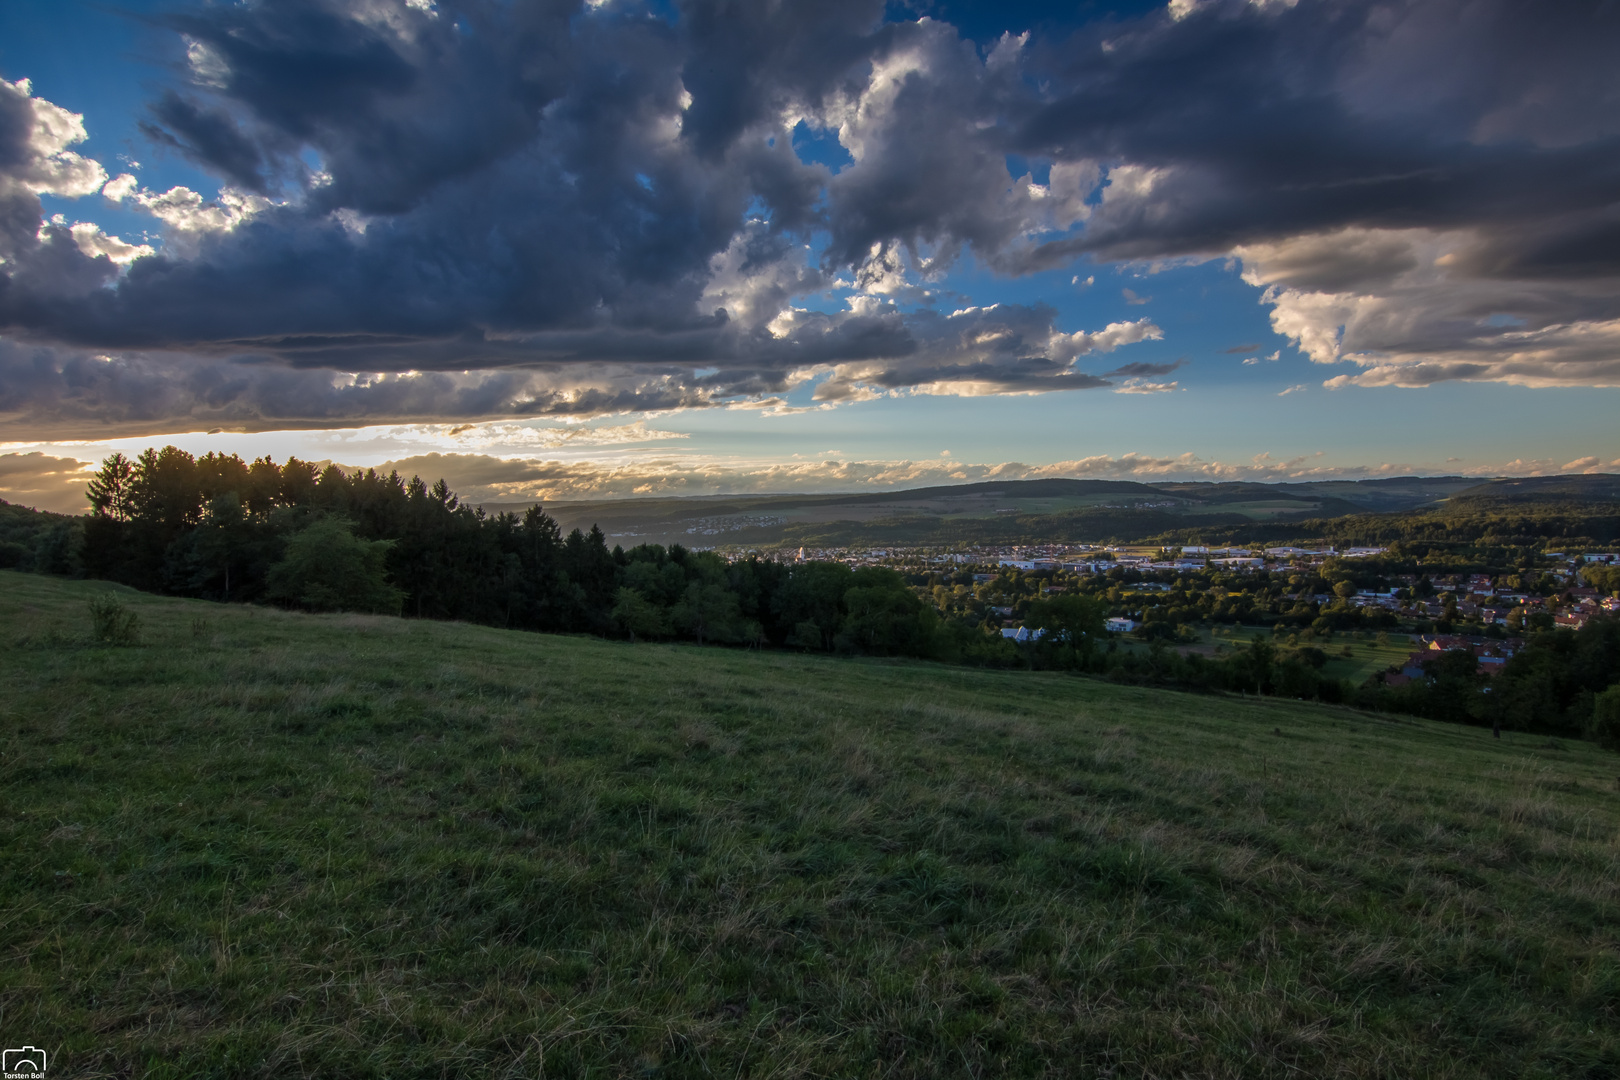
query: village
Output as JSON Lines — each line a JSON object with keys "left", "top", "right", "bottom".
{"left": 713, "top": 540, "right": 1620, "bottom": 681}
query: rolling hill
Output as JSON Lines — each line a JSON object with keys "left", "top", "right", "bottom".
{"left": 484, "top": 474, "right": 1620, "bottom": 550}
{"left": 4, "top": 571, "right": 1618, "bottom": 1077}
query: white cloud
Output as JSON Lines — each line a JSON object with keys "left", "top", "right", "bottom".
{"left": 1237, "top": 227, "right": 1620, "bottom": 388}
{"left": 8, "top": 437, "right": 1615, "bottom": 514}
{"left": 126, "top": 185, "right": 275, "bottom": 234}
{"left": 853, "top": 240, "right": 912, "bottom": 296}
{"left": 1278, "top": 384, "right": 1307, "bottom": 396}
{"left": 1171, "top": 0, "right": 1297, "bottom": 21}
{"left": 331, "top": 208, "right": 371, "bottom": 236}
{"left": 0, "top": 78, "right": 109, "bottom": 200}
{"left": 100, "top": 173, "right": 138, "bottom": 201}
{"left": 1047, "top": 318, "right": 1163, "bottom": 363}
{"left": 377, "top": 419, "right": 689, "bottom": 450}
{"left": 1115, "top": 379, "right": 1179, "bottom": 394}
{"left": 341, "top": 447, "right": 1576, "bottom": 505}
{"left": 1167, "top": 0, "right": 1202, "bottom": 23}
{"left": 726, "top": 397, "right": 837, "bottom": 416}
{"left": 701, "top": 227, "right": 826, "bottom": 329}
{"left": 184, "top": 37, "right": 231, "bottom": 89}
{"left": 1101, "top": 164, "right": 1166, "bottom": 204}
{"left": 101, "top": 175, "right": 275, "bottom": 239}
{"left": 67, "top": 222, "right": 153, "bottom": 265}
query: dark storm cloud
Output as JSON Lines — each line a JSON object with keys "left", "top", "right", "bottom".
{"left": 2, "top": 0, "right": 1618, "bottom": 426}
{"left": 141, "top": 93, "right": 272, "bottom": 193}
{"left": 676, "top": 0, "right": 888, "bottom": 157}
{"left": 1104, "top": 359, "right": 1185, "bottom": 378}
{"left": 0, "top": 297, "right": 1147, "bottom": 436}
{"left": 0, "top": 83, "right": 34, "bottom": 171}
{"left": 0, "top": 335, "right": 739, "bottom": 439}
{"left": 1013, "top": 0, "right": 1620, "bottom": 271}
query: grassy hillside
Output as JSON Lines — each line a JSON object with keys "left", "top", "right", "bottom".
{"left": 3, "top": 571, "right": 1618, "bottom": 1078}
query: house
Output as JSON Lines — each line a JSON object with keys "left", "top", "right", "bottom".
{"left": 999, "top": 626, "right": 1045, "bottom": 643}
{"left": 1105, "top": 617, "right": 1140, "bottom": 633}
{"left": 1400, "top": 652, "right": 1431, "bottom": 679}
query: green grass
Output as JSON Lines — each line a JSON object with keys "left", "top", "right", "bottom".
{"left": 1198, "top": 626, "right": 1417, "bottom": 685}
{"left": 3, "top": 570, "right": 1619, "bottom": 1078}
{"left": 1318, "top": 635, "right": 1421, "bottom": 685}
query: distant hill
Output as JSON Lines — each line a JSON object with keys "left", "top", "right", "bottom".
{"left": 1451, "top": 474, "right": 1620, "bottom": 505}
{"left": 482, "top": 474, "right": 1620, "bottom": 549}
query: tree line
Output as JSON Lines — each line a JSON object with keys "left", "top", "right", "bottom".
{"left": 3, "top": 446, "right": 1615, "bottom": 745}
{"left": 67, "top": 446, "right": 1037, "bottom": 658}
{"left": 41, "top": 447, "right": 1401, "bottom": 702}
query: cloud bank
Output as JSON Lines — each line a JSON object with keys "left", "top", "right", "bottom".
{"left": 11, "top": 443, "right": 1619, "bottom": 516}
{"left": 1, "top": 0, "right": 1617, "bottom": 439}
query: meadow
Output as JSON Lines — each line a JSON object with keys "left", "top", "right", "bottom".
{"left": 1200, "top": 625, "right": 1419, "bottom": 686}
{"left": 2, "top": 570, "right": 1618, "bottom": 1078}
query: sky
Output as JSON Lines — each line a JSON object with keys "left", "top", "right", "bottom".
{"left": 1, "top": 0, "right": 1617, "bottom": 513}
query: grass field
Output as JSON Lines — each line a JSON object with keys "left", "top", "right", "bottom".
{"left": 1201, "top": 626, "right": 1418, "bottom": 685}
{"left": 3, "top": 570, "right": 1619, "bottom": 1078}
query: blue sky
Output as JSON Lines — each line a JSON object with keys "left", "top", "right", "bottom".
{"left": 1, "top": 0, "right": 1617, "bottom": 511}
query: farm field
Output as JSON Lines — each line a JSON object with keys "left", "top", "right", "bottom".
{"left": 1199, "top": 626, "right": 1419, "bottom": 685}
{"left": 3, "top": 571, "right": 1618, "bottom": 1078}
{"left": 1134, "top": 626, "right": 1418, "bottom": 688}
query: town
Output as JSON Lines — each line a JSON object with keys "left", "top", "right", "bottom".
{"left": 730, "top": 541, "right": 1619, "bottom": 636}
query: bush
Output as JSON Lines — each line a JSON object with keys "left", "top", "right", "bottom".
{"left": 87, "top": 593, "right": 140, "bottom": 645}
{"left": 265, "top": 518, "right": 404, "bottom": 615}
{"left": 1590, "top": 686, "right": 1620, "bottom": 750}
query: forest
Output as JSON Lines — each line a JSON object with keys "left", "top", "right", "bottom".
{"left": 23, "top": 446, "right": 957, "bottom": 656}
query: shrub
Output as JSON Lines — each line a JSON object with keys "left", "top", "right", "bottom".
{"left": 87, "top": 593, "right": 140, "bottom": 645}
{"left": 265, "top": 518, "right": 404, "bottom": 615}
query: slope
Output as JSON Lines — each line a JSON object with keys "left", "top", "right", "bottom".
{"left": 2, "top": 572, "right": 1618, "bottom": 1078}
